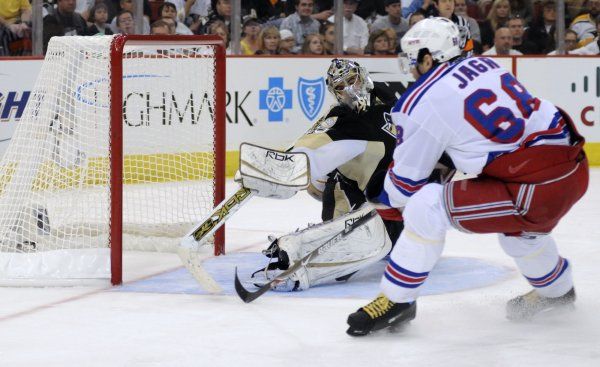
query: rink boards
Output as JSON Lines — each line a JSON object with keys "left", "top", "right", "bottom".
{"left": 1, "top": 56, "right": 599, "bottom": 175}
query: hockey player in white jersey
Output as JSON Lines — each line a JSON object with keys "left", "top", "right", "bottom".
{"left": 346, "top": 17, "right": 589, "bottom": 336}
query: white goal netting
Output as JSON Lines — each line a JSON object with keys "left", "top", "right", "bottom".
{"left": 0, "top": 36, "right": 222, "bottom": 283}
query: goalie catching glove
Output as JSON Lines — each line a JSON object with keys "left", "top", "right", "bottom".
{"left": 237, "top": 143, "right": 310, "bottom": 199}
{"left": 250, "top": 205, "right": 392, "bottom": 291}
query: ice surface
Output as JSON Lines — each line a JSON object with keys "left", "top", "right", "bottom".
{"left": 1, "top": 171, "right": 599, "bottom": 367}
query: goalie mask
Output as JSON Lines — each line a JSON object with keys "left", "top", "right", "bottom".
{"left": 326, "top": 59, "right": 374, "bottom": 112}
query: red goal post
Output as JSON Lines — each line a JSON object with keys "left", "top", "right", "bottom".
{"left": 109, "top": 35, "right": 227, "bottom": 285}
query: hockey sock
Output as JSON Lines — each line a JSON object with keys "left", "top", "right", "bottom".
{"left": 380, "top": 184, "right": 449, "bottom": 303}
{"left": 499, "top": 234, "right": 573, "bottom": 298}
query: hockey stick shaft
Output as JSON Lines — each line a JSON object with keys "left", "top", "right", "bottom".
{"left": 180, "top": 187, "right": 255, "bottom": 251}
{"left": 178, "top": 187, "right": 254, "bottom": 293}
{"left": 234, "top": 209, "right": 378, "bottom": 303}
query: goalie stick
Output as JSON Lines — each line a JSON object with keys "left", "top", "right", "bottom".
{"left": 234, "top": 209, "right": 377, "bottom": 303}
{"left": 178, "top": 112, "right": 332, "bottom": 292}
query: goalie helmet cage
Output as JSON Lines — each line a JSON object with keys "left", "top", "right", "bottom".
{"left": 0, "top": 35, "right": 226, "bottom": 286}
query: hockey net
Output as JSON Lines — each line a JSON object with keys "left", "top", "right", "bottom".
{"left": 0, "top": 35, "right": 226, "bottom": 285}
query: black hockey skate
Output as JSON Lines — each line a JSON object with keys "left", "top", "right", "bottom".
{"left": 346, "top": 293, "right": 416, "bottom": 336}
{"left": 506, "top": 287, "right": 576, "bottom": 321}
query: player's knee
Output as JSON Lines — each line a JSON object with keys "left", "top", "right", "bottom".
{"left": 498, "top": 233, "right": 549, "bottom": 258}
{"left": 403, "top": 183, "right": 449, "bottom": 241}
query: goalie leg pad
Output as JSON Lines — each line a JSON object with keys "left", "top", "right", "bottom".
{"left": 275, "top": 205, "right": 392, "bottom": 290}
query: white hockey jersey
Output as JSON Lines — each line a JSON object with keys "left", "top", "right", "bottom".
{"left": 384, "top": 56, "right": 571, "bottom": 208}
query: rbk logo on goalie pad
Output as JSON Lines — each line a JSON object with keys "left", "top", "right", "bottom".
{"left": 266, "top": 151, "right": 294, "bottom": 162}
{"left": 298, "top": 77, "right": 325, "bottom": 121}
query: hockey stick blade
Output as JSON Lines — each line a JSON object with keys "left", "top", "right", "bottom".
{"left": 234, "top": 267, "right": 272, "bottom": 303}
{"left": 178, "top": 247, "right": 223, "bottom": 294}
{"left": 233, "top": 209, "right": 377, "bottom": 303}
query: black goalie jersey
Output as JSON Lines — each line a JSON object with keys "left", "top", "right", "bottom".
{"left": 293, "top": 85, "right": 401, "bottom": 239}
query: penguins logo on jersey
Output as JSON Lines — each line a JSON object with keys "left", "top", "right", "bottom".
{"left": 381, "top": 112, "right": 396, "bottom": 138}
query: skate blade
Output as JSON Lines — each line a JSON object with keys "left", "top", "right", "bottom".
{"left": 508, "top": 303, "right": 576, "bottom": 322}
{"left": 347, "top": 318, "right": 414, "bottom": 337}
{"left": 388, "top": 320, "right": 412, "bottom": 333}
{"left": 532, "top": 303, "right": 576, "bottom": 321}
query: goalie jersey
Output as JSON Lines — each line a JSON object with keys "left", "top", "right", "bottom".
{"left": 293, "top": 85, "right": 398, "bottom": 223}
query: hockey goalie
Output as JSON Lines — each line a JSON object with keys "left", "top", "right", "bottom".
{"left": 238, "top": 59, "right": 453, "bottom": 292}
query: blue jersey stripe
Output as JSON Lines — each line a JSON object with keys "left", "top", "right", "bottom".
{"left": 407, "top": 62, "right": 462, "bottom": 115}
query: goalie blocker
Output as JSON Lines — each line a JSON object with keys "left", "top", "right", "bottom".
{"left": 251, "top": 204, "right": 392, "bottom": 291}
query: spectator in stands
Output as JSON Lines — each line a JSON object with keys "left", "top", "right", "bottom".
{"left": 371, "top": 0, "right": 410, "bottom": 41}
{"left": 568, "top": 13, "right": 600, "bottom": 54}
{"left": 150, "top": 19, "right": 171, "bottom": 35}
{"left": 88, "top": 3, "right": 114, "bottom": 35}
{"left": 110, "top": 0, "right": 150, "bottom": 34}
{"left": 240, "top": 17, "right": 262, "bottom": 54}
{"left": 479, "top": 0, "right": 511, "bottom": 51}
{"left": 454, "top": 0, "right": 481, "bottom": 43}
{"left": 89, "top": 1, "right": 118, "bottom": 23}
{"left": 162, "top": 0, "right": 186, "bottom": 20}
{"left": 327, "top": 0, "right": 369, "bottom": 55}
{"left": 0, "top": 0, "right": 32, "bottom": 38}
{"left": 354, "top": 0, "right": 387, "bottom": 20}
{"left": 0, "top": 0, "right": 32, "bottom": 56}
{"left": 254, "top": 0, "right": 294, "bottom": 24}
{"left": 207, "top": 19, "right": 231, "bottom": 53}
{"left": 185, "top": 0, "right": 211, "bottom": 19}
{"left": 115, "top": 10, "right": 136, "bottom": 34}
{"left": 508, "top": 0, "right": 533, "bottom": 25}
{"left": 408, "top": 8, "right": 427, "bottom": 27}
{"left": 75, "top": 0, "right": 95, "bottom": 22}
{"left": 483, "top": 26, "right": 523, "bottom": 54}
{"left": 278, "top": 28, "right": 297, "bottom": 54}
{"left": 320, "top": 21, "right": 335, "bottom": 54}
{"left": 547, "top": 29, "right": 579, "bottom": 54}
{"left": 527, "top": 0, "right": 562, "bottom": 53}
{"left": 159, "top": 1, "right": 193, "bottom": 34}
{"left": 383, "top": 27, "right": 400, "bottom": 52}
{"left": 301, "top": 33, "right": 325, "bottom": 54}
{"left": 430, "top": 0, "right": 478, "bottom": 54}
{"left": 304, "top": 0, "right": 335, "bottom": 21}
{"left": 570, "top": 0, "right": 600, "bottom": 46}
{"left": 564, "top": 29, "right": 582, "bottom": 51}
{"left": 255, "top": 26, "right": 281, "bottom": 54}
{"left": 364, "top": 28, "right": 396, "bottom": 54}
{"left": 568, "top": 0, "right": 591, "bottom": 19}
{"left": 205, "top": 0, "right": 232, "bottom": 32}
{"left": 43, "top": 0, "right": 90, "bottom": 53}
{"left": 161, "top": 16, "right": 177, "bottom": 34}
{"left": 184, "top": 0, "right": 210, "bottom": 33}
{"left": 402, "top": 0, "right": 434, "bottom": 19}
{"left": 508, "top": 15, "right": 539, "bottom": 53}
{"left": 280, "top": 0, "right": 321, "bottom": 53}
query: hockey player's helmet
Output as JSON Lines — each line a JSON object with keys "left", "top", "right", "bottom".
{"left": 326, "top": 58, "right": 374, "bottom": 112}
{"left": 398, "top": 17, "right": 461, "bottom": 73}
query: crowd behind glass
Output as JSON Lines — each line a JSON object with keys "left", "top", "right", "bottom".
{"left": 0, "top": 0, "right": 598, "bottom": 57}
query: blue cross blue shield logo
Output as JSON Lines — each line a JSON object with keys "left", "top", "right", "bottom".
{"left": 259, "top": 77, "right": 293, "bottom": 122}
{"left": 297, "top": 77, "right": 325, "bottom": 121}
